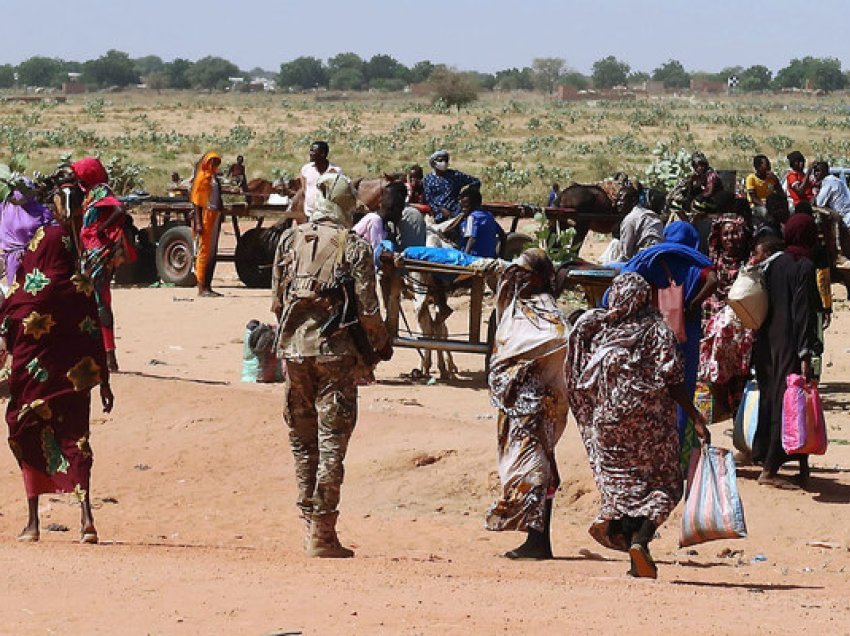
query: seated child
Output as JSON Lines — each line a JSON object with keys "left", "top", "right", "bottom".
{"left": 459, "top": 186, "right": 506, "bottom": 258}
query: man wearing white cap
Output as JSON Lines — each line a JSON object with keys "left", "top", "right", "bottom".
{"left": 422, "top": 149, "right": 480, "bottom": 224}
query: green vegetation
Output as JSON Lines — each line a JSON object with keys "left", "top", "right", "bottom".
{"left": 5, "top": 50, "right": 850, "bottom": 94}
{"left": 4, "top": 91, "right": 850, "bottom": 205}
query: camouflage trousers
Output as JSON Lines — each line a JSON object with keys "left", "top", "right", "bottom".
{"left": 283, "top": 356, "right": 358, "bottom": 516}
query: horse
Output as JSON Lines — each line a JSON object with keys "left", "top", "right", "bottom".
{"left": 554, "top": 183, "right": 622, "bottom": 247}
{"left": 406, "top": 213, "right": 471, "bottom": 380}
{"left": 353, "top": 173, "right": 405, "bottom": 212}
{"left": 244, "top": 177, "right": 299, "bottom": 206}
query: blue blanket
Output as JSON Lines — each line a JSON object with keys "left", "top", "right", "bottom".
{"left": 401, "top": 246, "right": 479, "bottom": 267}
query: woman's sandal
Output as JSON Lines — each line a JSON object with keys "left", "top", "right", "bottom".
{"left": 80, "top": 527, "right": 98, "bottom": 545}
{"left": 17, "top": 529, "right": 40, "bottom": 543}
{"left": 627, "top": 544, "right": 658, "bottom": 579}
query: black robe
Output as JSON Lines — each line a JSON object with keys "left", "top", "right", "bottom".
{"left": 751, "top": 252, "right": 822, "bottom": 472}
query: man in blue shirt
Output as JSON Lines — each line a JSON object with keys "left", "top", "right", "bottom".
{"left": 422, "top": 149, "right": 480, "bottom": 223}
{"left": 460, "top": 186, "right": 505, "bottom": 258}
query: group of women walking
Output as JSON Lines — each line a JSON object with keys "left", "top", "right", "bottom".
{"left": 486, "top": 169, "right": 827, "bottom": 578}
{"left": 485, "top": 247, "right": 710, "bottom": 579}
{"left": 0, "top": 152, "right": 227, "bottom": 544}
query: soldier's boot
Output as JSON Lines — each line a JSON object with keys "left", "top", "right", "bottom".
{"left": 306, "top": 512, "right": 354, "bottom": 558}
{"left": 300, "top": 511, "right": 312, "bottom": 550}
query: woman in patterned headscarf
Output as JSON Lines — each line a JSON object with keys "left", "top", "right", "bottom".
{"left": 0, "top": 186, "right": 113, "bottom": 544}
{"left": 698, "top": 215, "right": 754, "bottom": 420}
{"left": 485, "top": 249, "right": 570, "bottom": 560}
{"left": 567, "top": 273, "right": 708, "bottom": 578}
{"left": 78, "top": 176, "right": 135, "bottom": 372}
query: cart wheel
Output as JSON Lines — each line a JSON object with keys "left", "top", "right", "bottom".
{"left": 502, "top": 232, "right": 533, "bottom": 259}
{"left": 484, "top": 308, "right": 497, "bottom": 377}
{"left": 235, "top": 227, "right": 275, "bottom": 289}
{"left": 155, "top": 225, "right": 196, "bottom": 287}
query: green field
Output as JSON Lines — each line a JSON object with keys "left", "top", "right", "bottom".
{"left": 4, "top": 89, "right": 850, "bottom": 200}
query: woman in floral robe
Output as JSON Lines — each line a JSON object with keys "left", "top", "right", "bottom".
{"left": 698, "top": 215, "right": 753, "bottom": 420}
{"left": 485, "top": 249, "right": 569, "bottom": 560}
{"left": 0, "top": 196, "right": 113, "bottom": 543}
{"left": 567, "top": 273, "right": 708, "bottom": 578}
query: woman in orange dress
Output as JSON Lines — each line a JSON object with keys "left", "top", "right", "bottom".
{"left": 189, "top": 151, "right": 224, "bottom": 297}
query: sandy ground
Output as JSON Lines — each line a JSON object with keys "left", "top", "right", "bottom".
{"left": 1, "top": 234, "right": 850, "bottom": 635}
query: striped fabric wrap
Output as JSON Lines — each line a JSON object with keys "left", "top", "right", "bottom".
{"left": 680, "top": 445, "right": 748, "bottom": 547}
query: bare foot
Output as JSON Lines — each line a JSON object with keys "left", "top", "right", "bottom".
{"left": 758, "top": 472, "right": 799, "bottom": 490}
{"left": 17, "top": 527, "right": 40, "bottom": 542}
{"left": 199, "top": 289, "right": 223, "bottom": 298}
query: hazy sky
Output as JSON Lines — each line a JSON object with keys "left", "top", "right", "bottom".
{"left": 6, "top": 0, "right": 850, "bottom": 75}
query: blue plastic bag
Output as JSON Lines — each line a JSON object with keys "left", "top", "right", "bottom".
{"left": 733, "top": 380, "right": 759, "bottom": 454}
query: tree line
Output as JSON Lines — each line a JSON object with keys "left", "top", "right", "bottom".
{"left": 0, "top": 50, "right": 847, "bottom": 93}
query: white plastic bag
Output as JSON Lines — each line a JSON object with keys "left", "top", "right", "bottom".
{"left": 727, "top": 265, "right": 767, "bottom": 330}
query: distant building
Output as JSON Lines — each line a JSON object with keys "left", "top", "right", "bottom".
{"left": 409, "top": 82, "right": 432, "bottom": 96}
{"left": 63, "top": 82, "right": 86, "bottom": 94}
{"left": 690, "top": 78, "right": 726, "bottom": 94}
{"left": 644, "top": 80, "right": 665, "bottom": 95}
{"left": 63, "top": 72, "right": 85, "bottom": 94}
{"left": 556, "top": 85, "right": 636, "bottom": 101}
{"left": 250, "top": 77, "right": 276, "bottom": 92}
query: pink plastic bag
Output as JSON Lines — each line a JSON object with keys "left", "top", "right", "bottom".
{"left": 655, "top": 260, "right": 687, "bottom": 343}
{"left": 782, "top": 374, "right": 828, "bottom": 455}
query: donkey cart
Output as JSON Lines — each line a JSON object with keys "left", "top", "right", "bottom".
{"left": 380, "top": 250, "right": 616, "bottom": 377}
{"left": 121, "top": 195, "right": 300, "bottom": 289}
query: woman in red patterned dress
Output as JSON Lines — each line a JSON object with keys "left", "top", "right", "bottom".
{"left": 0, "top": 190, "right": 114, "bottom": 543}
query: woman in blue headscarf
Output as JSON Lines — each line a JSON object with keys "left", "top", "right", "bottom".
{"left": 621, "top": 222, "right": 718, "bottom": 465}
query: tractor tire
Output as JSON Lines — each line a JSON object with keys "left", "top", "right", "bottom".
{"left": 234, "top": 220, "right": 291, "bottom": 289}
{"left": 155, "top": 225, "right": 196, "bottom": 287}
{"left": 234, "top": 227, "right": 274, "bottom": 289}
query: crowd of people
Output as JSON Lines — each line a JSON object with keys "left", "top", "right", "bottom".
{"left": 513, "top": 148, "right": 835, "bottom": 575}
{"left": 0, "top": 142, "right": 841, "bottom": 582}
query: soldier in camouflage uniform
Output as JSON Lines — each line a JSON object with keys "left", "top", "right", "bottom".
{"left": 272, "top": 172, "right": 392, "bottom": 558}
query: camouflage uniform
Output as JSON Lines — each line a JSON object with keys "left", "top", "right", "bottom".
{"left": 272, "top": 173, "right": 389, "bottom": 556}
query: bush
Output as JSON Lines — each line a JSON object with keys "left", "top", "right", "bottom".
{"left": 643, "top": 142, "right": 692, "bottom": 190}
{"left": 103, "top": 154, "right": 148, "bottom": 194}
{"left": 429, "top": 68, "right": 479, "bottom": 112}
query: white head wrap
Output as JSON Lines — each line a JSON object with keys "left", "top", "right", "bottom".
{"left": 313, "top": 172, "right": 357, "bottom": 227}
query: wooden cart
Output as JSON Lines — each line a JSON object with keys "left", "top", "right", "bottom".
{"left": 383, "top": 255, "right": 495, "bottom": 362}
{"left": 381, "top": 251, "right": 616, "bottom": 371}
{"left": 122, "top": 192, "right": 301, "bottom": 288}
